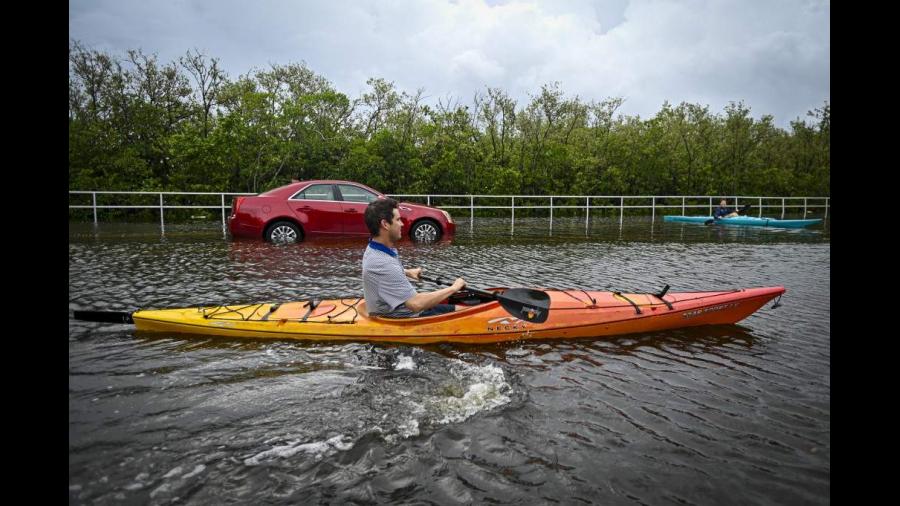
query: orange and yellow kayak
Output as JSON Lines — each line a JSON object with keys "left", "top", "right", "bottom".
{"left": 121, "top": 286, "right": 785, "bottom": 344}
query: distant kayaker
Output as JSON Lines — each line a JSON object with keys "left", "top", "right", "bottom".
{"left": 714, "top": 199, "right": 740, "bottom": 219}
{"left": 362, "top": 198, "right": 466, "bottom": 318}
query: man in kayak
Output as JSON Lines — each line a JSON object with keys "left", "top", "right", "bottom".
{"left": 362, "top": 198, "right": 466, "bottom": 318}
{"left": 714, "top": 199, "right": 740, "bottom": 219}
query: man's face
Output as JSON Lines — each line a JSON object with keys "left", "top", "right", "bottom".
{"left": 382, "top": 208, "right": 403, "bottom": 241}
{"left": 719, "top": 200, "right": 727, "bottom": 207}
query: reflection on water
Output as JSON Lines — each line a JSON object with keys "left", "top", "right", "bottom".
{"left": 69, "top": 215, "right": 829, "bottom": 244}
{"left": 69, "top": 220, "right": 829, "bottom": 504}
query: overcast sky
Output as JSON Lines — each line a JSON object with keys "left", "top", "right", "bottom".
{"left": 69, "top": 0, "right": 829, "bottom": 128}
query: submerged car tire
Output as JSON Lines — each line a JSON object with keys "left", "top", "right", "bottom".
{"left": 265, "top": 221, "right": 303, "bottom": 244}
{"left": 410, "top": 219, "right": 442, "bottom": 243}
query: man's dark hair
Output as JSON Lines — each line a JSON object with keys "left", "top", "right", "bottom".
{"left": 364, "top": 198, "right": 399, "bottom": 236}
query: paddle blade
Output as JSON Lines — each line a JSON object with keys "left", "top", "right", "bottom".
{"left": 704, "top": 218, "right": 716, "bottom": 225}
{"left": 497, "top": 288, "right": 551, "bottom": 323}
{"left": 737, "top": 204, "right": 752, "bottom": 215}
{"left": 73, "top": 310, "right": 135, "bottom": 324}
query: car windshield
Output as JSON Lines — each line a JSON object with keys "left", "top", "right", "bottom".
{"left": 338, "top": 184, "right": 379, "bottom": 203}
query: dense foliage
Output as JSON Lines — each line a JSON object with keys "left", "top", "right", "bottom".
{"left": 69, "top": 42, "right": 829, "bottom": 198}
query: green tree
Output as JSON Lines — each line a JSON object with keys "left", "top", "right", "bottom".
{"left": 69, "top": 41, "right": 830, "bottom": 204}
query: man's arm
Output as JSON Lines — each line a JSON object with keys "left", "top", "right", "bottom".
{"left": 404, "top": 278, "right": 466, "bottom": 313}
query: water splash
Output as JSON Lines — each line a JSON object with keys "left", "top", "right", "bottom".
{"left": 243, "top": 435, "right": 354, "bottom": 465}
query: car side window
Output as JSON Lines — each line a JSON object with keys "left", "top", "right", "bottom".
{"left": 291, "top": 184, "right": 335, "bottom": 201}
{"left": 337, "top": 184, "right": 378, "bottom": 203}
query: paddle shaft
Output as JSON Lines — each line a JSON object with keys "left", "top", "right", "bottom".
{"left": 74, "top": 279, "right": 553, "bottom": 326}
{"left": 418, "top": 274, "right": 551, "bottom": 323}
{"left": 417, "top": 275, "right": 497, "bottom": 299}
{"left": 706, "top": 204, "right": 752, "bottom": 224}
{"left": 73, "top": 310, "right": 135, "bottom": 324}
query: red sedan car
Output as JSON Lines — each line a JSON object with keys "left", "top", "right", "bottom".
{"left": 228, "top": 180, "right": 456, "bottom": 243}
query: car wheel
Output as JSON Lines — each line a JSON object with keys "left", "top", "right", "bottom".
{"left": 411, "top": 219, "right": 441, "bottom": 243}
{"left": 265, "top": 221, "right": 303, "bottom": 244}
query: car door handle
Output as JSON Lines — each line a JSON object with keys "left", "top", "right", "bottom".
{"left": 296, "top": 205, "right": 313, "bottom": 211}
{"left": 345, "top": 208, "right": 358, "bottom": 213}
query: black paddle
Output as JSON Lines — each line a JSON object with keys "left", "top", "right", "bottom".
{"left": 418, "top": 274, "right": 551, "bottom": 323}
{"left": 705, "top": 203, "right": 752, "bottom": 225}
{"left": 74, "top": 279, "right": 554, "bottom": 325}
{"left": 73, "top": 310, "right": 135, "bottom": 324}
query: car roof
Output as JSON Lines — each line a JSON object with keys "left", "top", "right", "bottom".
{"left": 259, "top": 180, "right": 382, "bottom": 197}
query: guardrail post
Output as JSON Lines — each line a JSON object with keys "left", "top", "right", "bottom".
{"left": 221, "top": 193, "right": 227, "bottom": 237}
{"left": 759, "top": 197, "right": 762, "bottom": 218}
{"left": 708, "top": 197, "right": 712, "bottom": 216}
{"left": 824, "top": 197, "right": 829, "bottom": 221}
{"left": 511, "top": 196, "right": 515, "bottom": 235}
{"left": 804, "top": 198, "right": 807, "bottom": 216}
{"left": 159, "top": 193, "right": 165, "bottom": 234}
{"left": 470, "top": 195, "right": 474, "bottom": 233}
{"left": 682, "top": 197, "right": 685, "bottom": 215}
{"left": 92, "top": 192, "right": 98, "bottom": 225}
{"left": 427, "top": 195, "right": 431, "bottom": 206}
{"left": 549, "top": 196, "right": 554, "bottom": 234}
{"left": 651, "top": 196, "right": 655, "bottom": 222}
{"left": 781, "top": 198, "right": 785, "bottom": 219}
{"left": 619, "top": 196, "right": 624, "bottom": 227}
{"left": 585, "top": 197, "right": 590, "bottom": 232}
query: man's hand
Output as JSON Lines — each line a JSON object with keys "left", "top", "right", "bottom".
{"left": 405, "top": 267, "right": 422, "bottom": 281}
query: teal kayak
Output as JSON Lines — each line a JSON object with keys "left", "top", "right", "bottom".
{"left": 663, "top": 215, "right": 823, "bottom": 228}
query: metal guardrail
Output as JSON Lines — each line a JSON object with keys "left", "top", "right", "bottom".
{"left": 69, "top": 191, "right": 829, "bottom": 236}
{"left": 387, "top": 194, "right": 830, "bottom": 234}
{"left": 68, "top": 191, "right": 255, "bottom": 235}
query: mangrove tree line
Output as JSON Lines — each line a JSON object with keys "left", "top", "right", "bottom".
{"left": 69, "top": 42, "right": 830, "bottom": 197}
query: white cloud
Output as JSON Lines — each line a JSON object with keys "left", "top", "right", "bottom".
{"left": 69, "top": 0, "right": 829, "bottom": 127}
